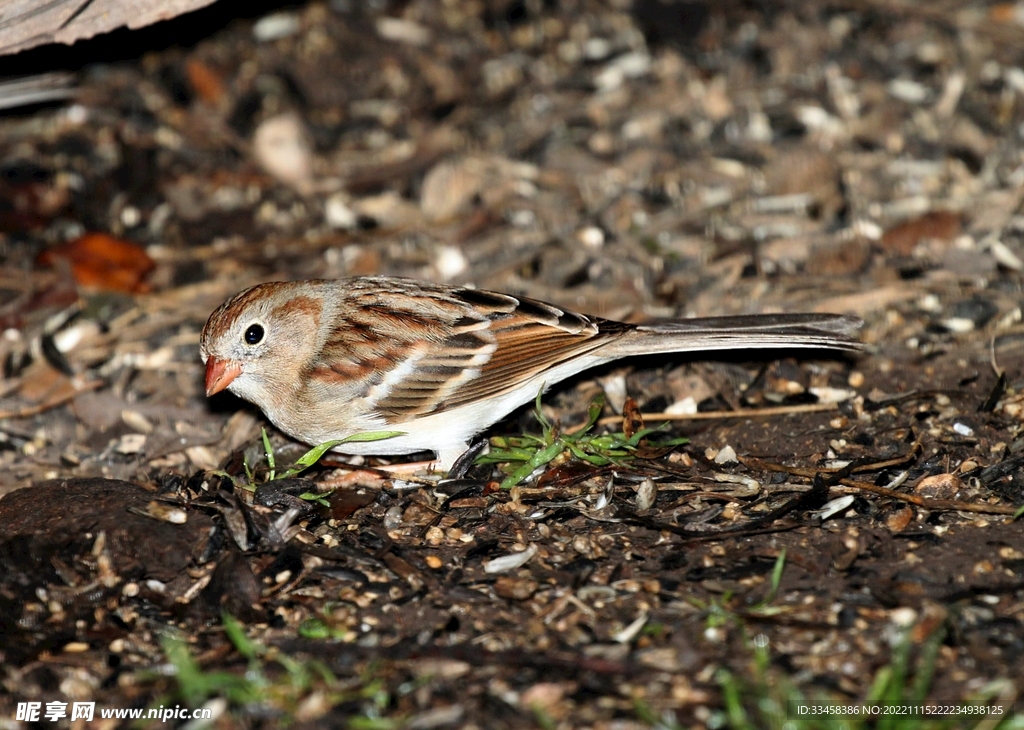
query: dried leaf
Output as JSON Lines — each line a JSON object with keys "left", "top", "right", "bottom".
{"left": 880, "top": 211, "right": 961, "bottom": 256}
{"left": 37, "top": 233, "right": 155, "bottom": 293}
{"left": 622, "top": 396, "right": 644, "bottom": 440}
{"left": 185, "top": 59, "right": 225, "bottom": 104}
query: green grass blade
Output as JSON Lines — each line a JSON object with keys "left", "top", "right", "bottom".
{"left": 499, "top": 440, "right": 565, "bottom": 489}
{"left": 262, "top": 427, "right": 276, "bottom": 480}
{"left": 276, "top": 431, "right": 405, "bottom": 479}
{"left": 534, "top": 388, "right": 552, "bottom": 433}
{"left": 567, "top": 392, "right": 605, "bottom": 440}
{"left": 337, "top": 430, "right": 406, "bottom": 444}
{"left": 222, "top": 612, "right": 259, "bottom": 660}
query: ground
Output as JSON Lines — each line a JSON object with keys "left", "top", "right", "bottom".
{"left": 1, "top": 0, "right": 1024, "bottom": 727}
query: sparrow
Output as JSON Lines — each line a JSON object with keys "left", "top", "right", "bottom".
{"left": 200, "top": 276, "right": 862, "bottom": 469}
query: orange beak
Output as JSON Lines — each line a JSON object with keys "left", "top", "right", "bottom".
{"left": 204, "top": 357, "right": 242, "bottom": 397}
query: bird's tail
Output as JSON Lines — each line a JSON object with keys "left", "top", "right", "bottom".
{"left": 605, "top": 313, "right": 863, "bottom": 357}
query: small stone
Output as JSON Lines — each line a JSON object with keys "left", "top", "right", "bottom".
{"left": 952, "top": 422, "right": 974, "bottom": 437}
{"left": 635, "top": 478, "right": 657, "bottom": 512}
{"left": 253, "top": 12, "right": 300, "bottom": 41}
{"left": 577, "top": 225, "right": 605, "bottom": 248}
{"left": 713, "top": 445, "right": 738, "bottom": 464}
{"left": 594, "top": 51, "right": 651, "bottom": 93}
{"left": 253, "top": 114, "right": 313, "bottom": 192}
{"left": 116, "top": 433, "right": 147, "bottom": 455}
{"left": 482, "top": 55, "right": 524, "bottom": 97}
{"left": 949, "top": 298, "right": 998, "bottom": 329}
{"left": 914, "top": 473, "right": 962, "bottom": 499}
{"left": 434, "top": 245, "right": 468, "bottom": 279}
{"left": 809, "top": 387, "right": 855, "bottom": 404}
{"left": 325, "top": 194, "right": 358, "bottom": 229}
{"left": 520, "top": 682, "right": 564, "bottom": 711}
{"left": 636, "top": 647, "right": 681, "bottom": 672}
{"left": 941, "top": 317, "right": 976, "bottom": 333}
{"left": 588, "top": 131, "right": 615, "bottom": 155}
{"left": 890, "top": 607, "right": 918, "bottom": 627}
{"left": 494, "top": 575, "right": 538, "bottom": 600}
{"left": 121, "top": 410, "right": 154, "bottom": 434}
{"left": 583, "top": 37, "right": 612, "bottom": 61}
{"left": 665, "top": 397, "right": 698, "bottom": 416}
{"left": 421, "top": 158, "right": 483, "bottom": 221}
{"left": 885, "top": 506, "right": 914, "bottom": 532}
{"left": 888, "top": 78, "right": 930, "bottom": 104}
{"left": 375, "top": 17, "right": 431, "bottom": 46}
{"left": 989, "top": 239, "right": 1024, "bottom": 270}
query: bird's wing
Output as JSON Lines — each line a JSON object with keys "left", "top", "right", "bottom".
{"left": 305, "top": 282, "right": 618, "bottom": 421}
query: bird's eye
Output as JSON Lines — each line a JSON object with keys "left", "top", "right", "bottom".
{"left": 244, "top": 324, "right": 264, "bottom": 345}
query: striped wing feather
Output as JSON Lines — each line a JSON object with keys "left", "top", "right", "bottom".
{"left": 372, "top": 291, "right": 619, "bottom": 420}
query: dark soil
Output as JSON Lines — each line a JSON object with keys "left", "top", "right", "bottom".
{"left": 2, "top": 0, "right": 1024, "bottom": 727}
